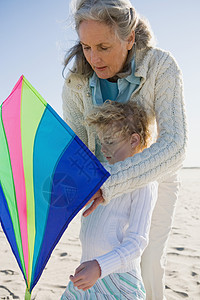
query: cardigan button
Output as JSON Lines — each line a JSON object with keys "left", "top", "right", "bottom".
{"left": 77, "top": 84, "right": 82, "bottom": 89}
{"left": 86, "top": 92, "right": 90, "bottom": 97}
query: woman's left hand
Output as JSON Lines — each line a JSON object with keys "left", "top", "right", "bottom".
{"left": 69, "top": 260, "right": 101, "bottom": 291}
{"left": 83, "top": 189, "right": 104, "bottom": 217}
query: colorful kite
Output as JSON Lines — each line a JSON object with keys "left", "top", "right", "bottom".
{"left": 0, "top": 75, "right": 110, "bottom": 299}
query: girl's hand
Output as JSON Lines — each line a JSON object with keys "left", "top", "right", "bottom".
{"left": 83, "top": 189, "right": 104, "bottom": 217}
{"left": 70, "top": 260, "right": 101, "bottom": 291}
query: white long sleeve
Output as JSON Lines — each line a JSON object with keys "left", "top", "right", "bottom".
{"left": 80, "top": 182, "right": 158, "bottom": 278}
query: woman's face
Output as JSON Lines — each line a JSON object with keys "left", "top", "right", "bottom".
{"left": 78, "top": 20, "right": 134, "bottom": 79}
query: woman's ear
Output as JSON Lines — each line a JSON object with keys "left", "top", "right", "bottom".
{"left": 130, "top": 133, "right": 140, "bottom": 150}
{"left": 127, "top": 30, "right": 135, "bottom": 50}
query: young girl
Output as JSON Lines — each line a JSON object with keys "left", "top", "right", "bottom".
{"left": 61, "top": 101, "right": 158, "bottom": 299}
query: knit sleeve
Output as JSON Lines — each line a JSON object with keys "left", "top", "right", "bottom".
{"left": 62, "top": 79, "right": 88, "bottom": 146}
{"left": 95, "top": 182, "right": 158, "bottom": 278}
{"left": 101, "top": 55, "right": 187, "bottom": 204}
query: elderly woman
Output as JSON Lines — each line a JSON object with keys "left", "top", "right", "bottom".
{"left": 62, "top": 0, "right": 187, "bottom": 299}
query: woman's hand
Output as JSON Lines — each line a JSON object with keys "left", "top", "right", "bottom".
{"left": 70, "top": 260, "right": 101, "bottom": 291}
{"left": 83, "top": 189, "right": 104, "bottom": 217}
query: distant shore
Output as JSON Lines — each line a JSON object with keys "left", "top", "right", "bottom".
{"left": 182, "top": 166, "right": 200, "bottom": 169}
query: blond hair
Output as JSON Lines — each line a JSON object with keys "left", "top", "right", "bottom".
{"left": 86, "top": 100, "right": 151, "bottom": 150}
{"left": 63, "top": 0, "right": 155, "bottom": 76}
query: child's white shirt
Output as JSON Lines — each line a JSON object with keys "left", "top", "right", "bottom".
{"left": 80, "top": 181, "right": 158, "bottom": 279}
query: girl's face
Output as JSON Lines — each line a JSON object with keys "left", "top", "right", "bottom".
{"left": 78, "top": 20, "right": 134, "bottom": 79}
{"left": 98, "top": 127, "right": 140, "bottom": 165}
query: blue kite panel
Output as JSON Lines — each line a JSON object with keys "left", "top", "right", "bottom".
{"left": 0, "top": 184, "right": 25, "bottom": 283}
{"left": 32, "top": 135, "right": 110, "bottom": 290}
{"left": 32, "top": 105, "right": 75, "bottom": 283}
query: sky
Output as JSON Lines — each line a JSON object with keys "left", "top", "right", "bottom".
{"left": 0, "top": 0, "right": 199, "bottom": 167}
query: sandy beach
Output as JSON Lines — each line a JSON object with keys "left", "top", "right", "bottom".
{"left": 0, "top": 168, "right": 200, "bottom": 300}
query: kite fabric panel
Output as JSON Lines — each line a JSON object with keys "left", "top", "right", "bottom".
{"left": 0, "top": 75, "right": 110, "bottom": 299}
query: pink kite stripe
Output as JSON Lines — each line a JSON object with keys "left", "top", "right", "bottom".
{"left": 2, "top": 77, "right": 29, "bottom": 280}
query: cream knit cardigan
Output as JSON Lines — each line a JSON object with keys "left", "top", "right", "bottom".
{"left": 62, "top": 47, "right": 187, "bottom": 204}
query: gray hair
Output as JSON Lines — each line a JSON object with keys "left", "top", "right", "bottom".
{"left": 63, "top": 0, "right": 154, "bottom": 77}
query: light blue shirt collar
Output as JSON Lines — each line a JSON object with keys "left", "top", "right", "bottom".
{"left": 89, "top": 58, "right": 141, "bottom": 106}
